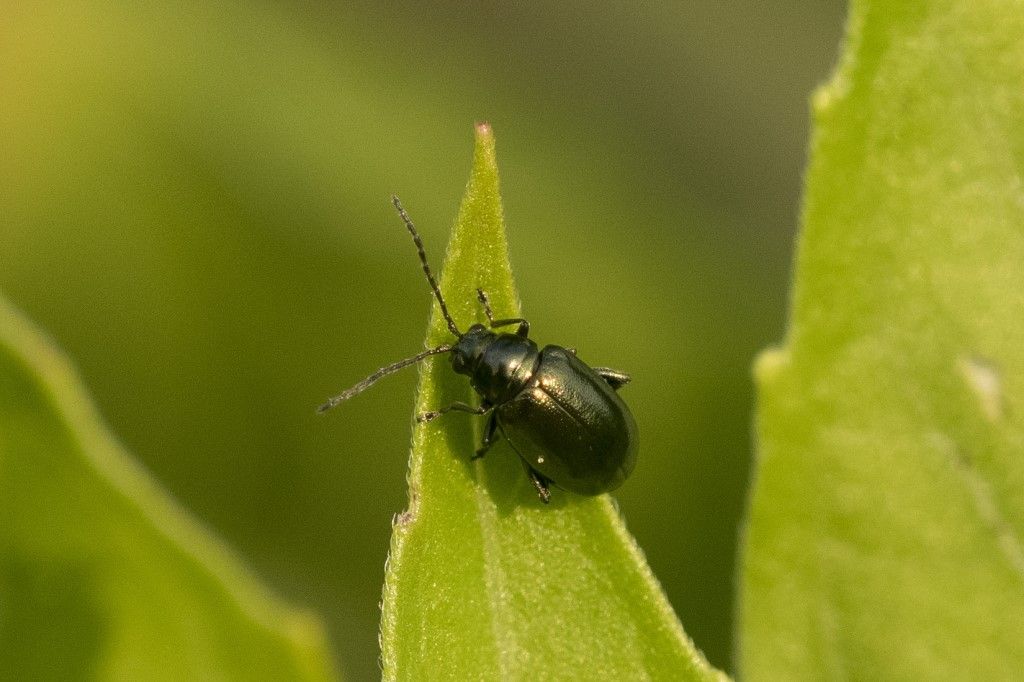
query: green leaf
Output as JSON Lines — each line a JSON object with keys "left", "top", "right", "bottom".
{"left": 0, "top": 296, "right": 337, "bottom": 680}
{"left": 741, "top": 1, "right": 1024, "bottom": 679}
{"left": 379, "top": 124, "right": 725, "bottom": 680}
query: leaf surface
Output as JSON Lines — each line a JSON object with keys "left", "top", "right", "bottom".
{"left": 741, "top": 1, "right": 1024, "bottom": 679}
{"left": 0, "top": 296, "right": 336, "bottom": 680}
{"left": 380, "top": 125, "right": 724, "bottom": 681}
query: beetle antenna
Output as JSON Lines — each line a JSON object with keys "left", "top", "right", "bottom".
{"left": 317, "top": 343, "right": 454, "bottom": 413}
{"left": 392, "top": 196, "right": 462, "bottom": 338}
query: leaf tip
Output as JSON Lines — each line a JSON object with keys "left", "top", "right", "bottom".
{"left": 474, "top": 120, "right": 492, "bottom": 136}
{"left": 471, "top": 122, "right": 498, "bottom": 172}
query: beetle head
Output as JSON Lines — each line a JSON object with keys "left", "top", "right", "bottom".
{"left": 450, "top": 323, "right": 494, "bottom": 376}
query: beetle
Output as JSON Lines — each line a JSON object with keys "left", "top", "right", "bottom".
{"left": 319, "top": 196, "right": 637, "bottom": 503}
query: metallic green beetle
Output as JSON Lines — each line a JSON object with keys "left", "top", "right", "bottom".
{"left": 319, "top": 197, "right": 637, "bottom": 503}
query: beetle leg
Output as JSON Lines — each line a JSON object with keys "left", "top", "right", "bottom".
{"left": 472, "top": 413, "right": 501, "bottom": 460}
{"left": 593, "top": 367, "right": 631, "bottom": 391}
{"left": 417, "top": 401, "right": 492, "bottom": 423}
{"left": 525, "top": 466, "right": 552, "bottom": 504}
{"left": 493, "top": 318, "right": 530, "bottom": 337}
{"left": 477, "top": 289, "right": 531, "bottom": 337}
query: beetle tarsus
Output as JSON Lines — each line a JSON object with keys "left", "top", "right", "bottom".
{"left": 526, "top": 468, "right": 551, "bottom": 504}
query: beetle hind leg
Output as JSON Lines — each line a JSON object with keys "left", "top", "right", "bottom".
{"left": 593, "top": 367, "right": 631, "bottom": 390}
{"left": 523, "top": 464, "right": 551, "bottom": 504}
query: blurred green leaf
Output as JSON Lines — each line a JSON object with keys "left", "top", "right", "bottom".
{"left": 379, "top": 125, "right": 725, "bottom": 680}
{"left": 0, "top": 296, "right": 337, "bottom": 680}
{"left": 741, "top": 1, "right": 1024, "bottom": 679}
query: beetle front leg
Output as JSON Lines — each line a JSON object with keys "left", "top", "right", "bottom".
{"left": 477, "top": 288, "right": 530, "bottom": 337}
{"left": 593, "top": 367, "right": 631, "bottom": 391}
{"left": 472, "top": 413, "right": 501, "bottom": 460}
{"left": 417, "top": 401, "right": 492, "bottom": 424}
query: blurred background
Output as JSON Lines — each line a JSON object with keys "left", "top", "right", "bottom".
{"left": 1, "top": 2, "right": 845, "bottom": 679}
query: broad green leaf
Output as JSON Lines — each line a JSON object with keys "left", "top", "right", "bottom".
{"left": 741, "top": 1, "right": 1024, "bottom": 679}
{"left": 379, "top": 125, "right": 725, "bottom": 680}
{"left": 0, "top": 296, "right": 337, "bottom": 680}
